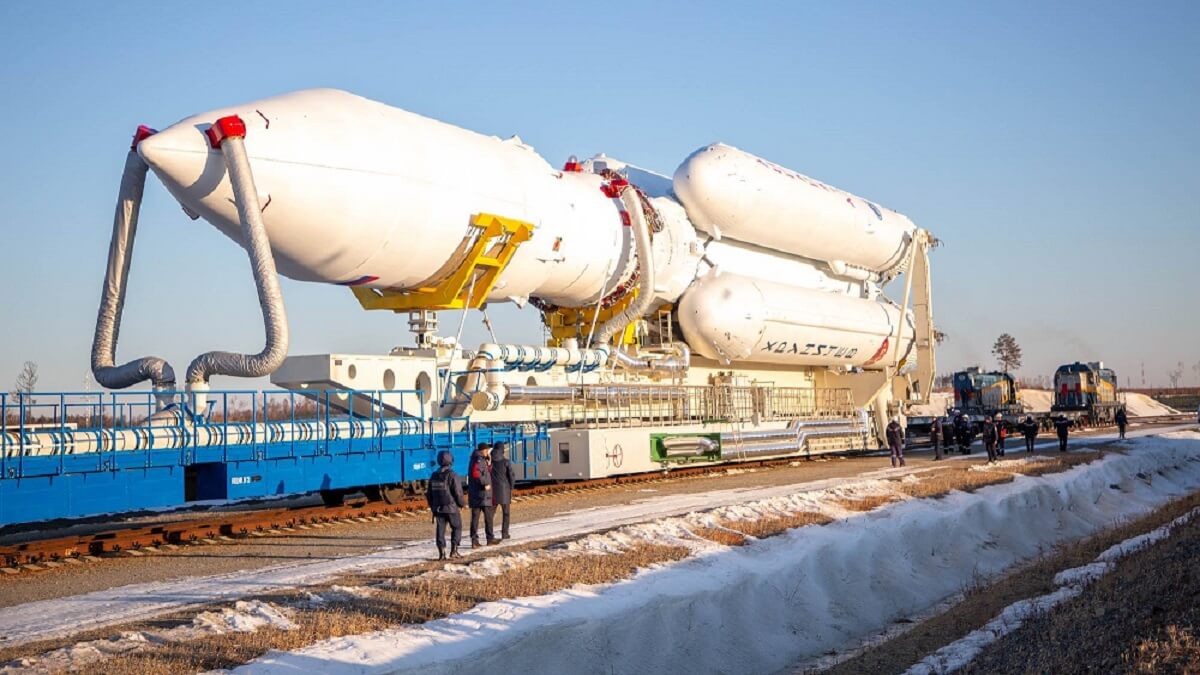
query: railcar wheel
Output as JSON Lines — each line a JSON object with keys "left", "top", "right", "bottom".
{"left": 378, "top": 484, "right": 408, "bottom": 504}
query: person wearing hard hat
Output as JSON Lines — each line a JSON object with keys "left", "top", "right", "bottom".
{"left": 995, "top": 413, "right": 1007, "bottom": 457}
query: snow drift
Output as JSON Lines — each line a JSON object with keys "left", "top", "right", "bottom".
{"left": 235, "top": 433, "right": 1200, "bottom": 675}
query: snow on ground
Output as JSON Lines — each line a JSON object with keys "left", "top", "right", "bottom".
{"left": 3, "top": 600, "right": 296, "bottom": 674}
{"left": 227, "top": 432, "right": 1200, "bottom": 675}
{"left": 1018, "top": 389, "right": 1053, "bottom": 413}
{"left": 907, "top": 392, "right": 952, "bottom": 417}
{"left": 0, "top": 457, "right": 974, "bottom": 648}
{"left": 904, "top": 505, "right": 1200, "bottom": 674}
{"left": 1124, "top": 393, "right": 1180, "bottom": 417}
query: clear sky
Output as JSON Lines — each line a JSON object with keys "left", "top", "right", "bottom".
{"left": 0, "top": 1, "right": 1197, "bottom": 392}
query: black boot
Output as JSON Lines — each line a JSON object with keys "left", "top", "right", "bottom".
{"left": 436, "top": 547, "right": 446, "bottom": 561}
{"left": 449, "top": 544, "right": 462, "bottom": 558}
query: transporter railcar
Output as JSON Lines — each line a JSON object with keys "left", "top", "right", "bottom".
{"left": 0, "top": 89, "right": 942, "bottom": 526}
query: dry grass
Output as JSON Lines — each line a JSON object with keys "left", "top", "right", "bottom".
{"left": 833, "top": 494, "right": 900, "bottom": 512}
{"left": 720, "top": 511, "right": 833, "bottom": 538}
{"left": 893, "top": 468, "right": 1014, "bottom": 499}
{"left": 1008, "top": 451, "right": 1101, "bottom": 477}
{"left": 47, "top": 543, "right": 689, "bottom": 675}
{"left": 691, "top": 526, "right": 748, "bottom": 546}
{"left": 1127, "top": 624, "right": 1200, "bottom": 674}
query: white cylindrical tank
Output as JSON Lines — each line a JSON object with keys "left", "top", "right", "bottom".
{"left": 673, "top": 143, "right": 916, "bottom": 274}
{"left": 136, "top": 89, "right": 634, "bottom": 307}
{"left": 701, "top": 238, "right": 865, "bottom": 297}
{"left": 677, "top": 270, "right": 913, "bottom": 368}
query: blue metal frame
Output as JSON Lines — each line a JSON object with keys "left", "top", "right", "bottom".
{"left": 0, "top": 389, "right": 547, "bottom": 526}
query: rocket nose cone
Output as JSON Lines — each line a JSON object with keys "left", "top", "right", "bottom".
{"left": 136, "top": 122, "right": 217, "bottom": 199}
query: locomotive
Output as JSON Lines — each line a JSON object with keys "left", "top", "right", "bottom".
{"left": 1051, "top": 361, "right": 1124, "bottom": 425}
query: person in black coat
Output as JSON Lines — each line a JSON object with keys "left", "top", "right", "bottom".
{"left": 426, "top": 450, "right": 465, "bottom": 560}
{"left": 468, "top": 443, "right": 497, "bottom": 546}
{"left": 885, "top": 418, "right": 905, "bottom": 468}
{"left": 1054, "top": 416, "right": 1072, "bottom": 452}
{"left": 981, "top": 417, "right": 998, "bottom": 463}
{"left": 953, "top": 411, "right": 972, "bottom": 454}
{"left": 1115, "top": 408, "right": 1128, "bottom": 440}
{"left": 930, "top": 416, "right": 944, "bottom": 461}
{"left": 1019, "top": 415, "right": 1039, "bottom": 454}
{"left": 489, "top": 442, "right": 517, "bottom": 539}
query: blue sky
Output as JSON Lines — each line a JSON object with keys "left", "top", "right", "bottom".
{"left": 0, "top": 1, "right": 1197, "bottom": 391}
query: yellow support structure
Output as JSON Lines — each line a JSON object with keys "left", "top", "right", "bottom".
{"left": 351, "top": 213, "right": 534, "bottom": 312}
{"left": 542, "top": 293, "right": 666, "bottom": 348}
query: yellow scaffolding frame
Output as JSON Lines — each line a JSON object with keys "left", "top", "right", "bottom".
{"left": 351, "top": 213, "right": 534, "bottom": 312}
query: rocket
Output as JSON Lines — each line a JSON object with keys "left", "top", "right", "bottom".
{"left": 136, "top": 88, "right": 925, "bottom": 370}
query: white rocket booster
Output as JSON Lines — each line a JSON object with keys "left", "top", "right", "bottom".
{"left": 136, "top": 89, "right": 924, "bottom": 370}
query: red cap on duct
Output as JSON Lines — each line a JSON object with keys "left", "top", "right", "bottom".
{"left": 205, "top": 115, "right": 248, "bottom": 149}
{"left": 131, "top": 125, "right": 157, "bottom": 150}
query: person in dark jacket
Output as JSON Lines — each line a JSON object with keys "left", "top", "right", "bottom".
{"left": 1054, "top": 415, "right": 1071, "bottom": 452}
{"left": 953, "top": 411, "right": 972, "bottom": 454}
{"left": 426, "top": 450, "right": 465, "bottom": 560}
{"left": 489, "top": 442, "right": 517, "bottom": 539}
{"left": 1115, "top": 408, "right": 1128, "bottom": 440}
{"left": 468, "top": 443, "right": 497, "bottom": 546}
{"left": 1019, "top": 415, "right": 1039, "bottom": 454}
{"left": 981, "top": 417, "right": 998, "bottom": 463}
{"left": 995, "top": 415, "right": 1007, "bottom": 457}
{"left": 885, "top": 418, "right": 905, "bottom": 468}
{"left": 930, "top": 416, "right": 944, "bottom": 461}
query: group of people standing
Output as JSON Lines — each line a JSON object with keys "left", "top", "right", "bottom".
{"left": 424, "top": 442, "right": 517, "bottom": 560}
{"left": 910, "top": 408, "right": 1104, "bottom": 466}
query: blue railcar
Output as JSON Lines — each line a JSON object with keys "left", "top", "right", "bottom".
{"left": 0, "top": 389, "right": 547, "bottom": 527}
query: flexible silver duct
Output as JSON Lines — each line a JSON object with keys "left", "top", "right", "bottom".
{"left": 661, "top": 436, "right": 718, "bottom": 457}
{"left": 719, "top": 427, "right": 862, "bottom": 459}
{"left": 185, "top": 133, "right": 289, "bottom": 385}
{"left": 590, "top": 186, "right": 691, "bottom": 374}
{"left": 593, "top": 187, "right": 658, "bottom": 347}
{"left": 90, "top": 149, "right": 177, "bottom": 391}
{"left": 501, "top": 384, "right": 691, "bottom": 403}
{"left": 607, "top": 341, "right": 691, "bottom": 375}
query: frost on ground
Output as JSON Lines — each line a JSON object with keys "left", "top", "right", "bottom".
{"left": 228, "top": 434, "right": 1200, "bottom": 675}
{"left": 904, "top": 505, "right": 1200, "bottom": 675}
{"left": 1, "top": 600, "right": 295, "bottom": 674}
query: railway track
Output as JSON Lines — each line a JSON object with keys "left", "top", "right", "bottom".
{"left": 0, "top": 453, "right": 814, "bottom": 572}
{"left": 3, "top": 415, "right": 1193, "bottom": 574}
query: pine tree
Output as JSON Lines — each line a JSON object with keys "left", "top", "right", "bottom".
{"left": 992, "top": 334, "right": 1022, "bottom": 373}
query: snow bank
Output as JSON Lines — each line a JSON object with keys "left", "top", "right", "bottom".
{"left": 234, "top": 434, "right": 1200, "bottom": 675}
{"left": 904, "top": 505, "right": 1200, "bottom": 674}
{"left": 908, "top": 392, "right": 952, "bottom": 417}
{"left": 1018, "top": 389, "right": 1053, "bottom": 413}
{"left": 1125, "top": 393, "right": 1180, "bottom": 417}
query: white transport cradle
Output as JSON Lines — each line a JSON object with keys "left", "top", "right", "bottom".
{"left": 91, "top": 88, "right": 938, "bottom": 480}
